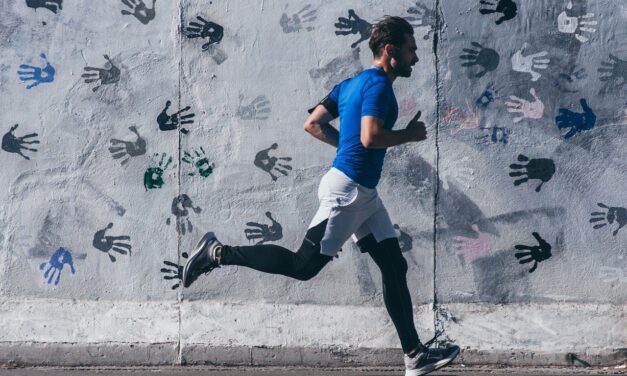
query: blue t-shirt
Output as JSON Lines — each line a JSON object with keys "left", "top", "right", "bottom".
{"left": 327, "top": 67, "right": 398, "bottom": 188}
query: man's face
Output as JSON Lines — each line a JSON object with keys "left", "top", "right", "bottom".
{"left": 391, "top": 34, "right": 419, "bottom": 78}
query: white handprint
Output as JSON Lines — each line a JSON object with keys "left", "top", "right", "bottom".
{"left": 511, "top": 43, "right": 550, "bottom": 82}
{"left": 557, "top": 1, "right": 597, "bottom": 43}
{"left": 599, "top": 266, "right": 626, "bottom": 284}
{"left": 505, "top": 88, "right": 545, "bottom": 123}
{"left": 440, "top": 156, "right": 475, "bottom": 190}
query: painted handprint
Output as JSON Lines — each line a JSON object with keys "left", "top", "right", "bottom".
{"left": 17, "top": 53, "right": 55, "bottom": 90}
{"left": 454, "top": 224, "right": 492, "bottom": 264}
{"left": 166, "top": 194, "right": 202, "bottom": 236}
{"left": 509, "top": 154, "right": 555, "bottom": 192}
{"left": 506, "top": 88, "right": 544, "bottom": 123}
{"left": 445, "top": 100, "right": 481, "bottom": 135}
{"left": 511, "top": 43, "right": 550, "bottom": 82}
{"left": 309, "top": 48, "right": 363, "bottom": 91}
{"left": 244, "top": 212, "right": 283, "bottom": 245}
{"left": 590, "top": 203, "right": 626, "bottom": 236}
{"left": 475, "top": 83, "right": 502, "bottom": 109}
{"left": 477, "top": 127, "right": 509, "bottom": 145}
{"left": 144, "top": 153, "right": 174, "bottom": 190}
{"left": 254, "top": 143, "right": 292, "bottom": 181}
{"left": 557, "top": 1, "right": 597, "bottom": 43}
{"left": 598, "top": 54, "right": 627, "bottom": 95}
{"left": 479, "top": 0, "right": 517, "bottom": 25}
{"left": 555, "top": 66, "right": 587, "bottom": 93}
{"left": 404, "top": 1, "right": 437, "bottom": 40}
{"left": 280, "top": 4, "right": 317, "bottom": 33}
{"left": 39, "top": 247, "right": 75, "bottom": 286}
{"left": 109, "top": 126, "right": 146, "bottom": 166}
{"left": 440, "top": 156, "right": 475, "bottom": 190}
{"left": 25, "top": 0, "right": 62, "bottom": 13}
{"left": 186, "top": 15, "right": 226, "bottom": 63}
{"left": 82, "top": 55, "right": 120, "bottom": 92}
{"left": 2, "top": 124, "right": 39, "bottom": 160}
{"left": 161, "top": 252, "right": 188, "bottom": 290}
{"left": 182, "top": 147, "right": 214, "bottom": 178}
{"left": 394, "top": 224, "right": 413, "bottom": 253}
{"left": 334, "top": 9, "right": 372, "bottom": 49}
{"left": 237, "top": 95, "right": 271, "bottom": 121}
{"left": 120, "top": 0, "right": 156, "bottom": 25}
{"left": 92, "top": 223, "right": 131, "bottom": 262}
{"left": 514, "top": 232, "right": 552, "bottom": 273}
{"left": 157, "top": 100, "right": 194, "bottom": 134}
{"left": 460, "top": 42, "right": 500, "bottom": 78}
{"left": 555, "top": 98, "right": 596, "bottom": 139}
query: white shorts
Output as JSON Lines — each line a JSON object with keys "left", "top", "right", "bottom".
{"left": 308, "top": 167, "right": 398, "bottom": 257}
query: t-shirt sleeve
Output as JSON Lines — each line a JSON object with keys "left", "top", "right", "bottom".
{"left": 361, "top": 78, "right": 390, "bottom": 120}
{"left": 307, "top": 85, "right": 340, "bottom": 117}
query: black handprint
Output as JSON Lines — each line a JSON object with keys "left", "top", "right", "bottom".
{"left": 555, "top": 98, "right": 596, "bottom": 139}
{"left": 2, "top": 124, "right": 39, "bottom": 160}
{"left": 479, "top": 0, "right": 517, "bottom": 25}
{"left": 590, "top": 203, "right": 627, "bottom": 236}
{"left": 514, "top": 232, "right": 552, "bottom": 273}
{"left": 460, "top": 42, "right": 500, "bottom": 78}
{"left": 334, "top": 9, "right": 372, "bottom": 49}
{"left": 121, "top": 0, "right": 156, "bottom": 25}
{"left": 394, "top": 224, "right": 413, "bottom": 253}
{"left": 244, "top": 212, "right": 283, "bottom": 245}
{"left": 157, "top": 100, "right": 194, "bottom": 134}
{"left": 108, "top": 126, "right": 146, "bottom": 166}
{"left": 186, "top": 16, "right": 224, "bottom": 50}
{"left": 161, "top": 252, "right": 188, "bottom": 290}
{"left": 92, "top": 223, "right": 132, "bottom": 262}
{"left": 254, "top": 143, "right": 292, "bottom": 181}
{"left": 166, "top": 194, "right": 202, "bottom": 236}
{"left": 404, "top": 2, "right": 438, "bottom": 40}
{"left": 598, "top": 54, "right": 627, "bottom": 95}
{"left": 555, "top": 67, "right": 588, "bottom": 93}
{"left": 82, "top": 55, "right": 120, "bottom": 92}
{"left": 25, "top": 0, "right": 62, "bottom": 14}
{"left": 509, "top": 154, "right": 555, "bottom": 192}
{"left": 280, "top": 4, "right": 317, "bottom": 33}
{"left": 237, "top": 95, "right": 271, "bottom": 120}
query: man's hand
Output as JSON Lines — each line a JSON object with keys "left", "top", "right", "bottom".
{"left": 405, "top": 110, "right": 427, "bottom": 141}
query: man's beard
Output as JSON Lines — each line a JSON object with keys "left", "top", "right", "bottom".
{"left": 393, "top": 61, "right": 412, "bottom": 77}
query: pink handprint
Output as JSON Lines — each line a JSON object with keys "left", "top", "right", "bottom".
{"left": 453, "top": 224, "right": 492, "bottom": 264}
{"left": 445, "top": 100, "right": 480, "bottom": 135}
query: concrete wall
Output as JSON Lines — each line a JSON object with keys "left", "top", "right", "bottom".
{"left": 1, "top": 0, "right": 625, "bottom": 367}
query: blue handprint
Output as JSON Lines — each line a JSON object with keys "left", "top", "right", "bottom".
{"left": 555, "top": 98, "right": 596, "bottom": 139}
{"left": 39, "top": 247, "right": 75, "bottom": 286}
{"left": 17, "top": 53, "right": 56, "bottom": 90}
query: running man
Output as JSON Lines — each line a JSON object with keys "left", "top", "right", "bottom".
{"left": 182, "top": 16, "right": 460, "bottom": 376}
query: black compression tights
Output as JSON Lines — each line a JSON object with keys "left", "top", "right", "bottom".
{"left": 220, "top": 220, "right": 421, "bottom": 353}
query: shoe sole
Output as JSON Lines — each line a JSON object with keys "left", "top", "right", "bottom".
{"left": 182, "top": 232, "right": 216, "bottom": 288}
{"left": 405, "top": 346, "right": 460, "bottom": 376}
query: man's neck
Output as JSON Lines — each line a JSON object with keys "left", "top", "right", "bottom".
{"left": 372, "top": 60, "right": 398, "bottom": 83}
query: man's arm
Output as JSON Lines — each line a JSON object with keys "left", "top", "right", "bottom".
{"left": 361, "top": 110, "right": 427, "bottom": 149}
{"left": 303, "top": 105, "right": 340, "bottom": 148}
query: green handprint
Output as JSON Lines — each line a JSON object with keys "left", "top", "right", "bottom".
{"left": 182, "top": 146, "right": 214, "bottom": 178}
{"left": 144, "top": 153, "right": 174, "bottom": 190}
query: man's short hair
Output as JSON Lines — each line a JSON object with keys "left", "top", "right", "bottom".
{"left": 369, "top": 16, "right": 414, "bottom": 58}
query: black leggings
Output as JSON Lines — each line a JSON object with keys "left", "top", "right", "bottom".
{"left": 220, "top": 219, "right": 421, "bottom": 353}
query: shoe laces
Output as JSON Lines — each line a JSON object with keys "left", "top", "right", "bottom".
{"left": 417, "top": 329, "right": 443, "bottom": 352}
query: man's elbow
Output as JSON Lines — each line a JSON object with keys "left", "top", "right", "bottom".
{"left": 303, "top": 120, "right": 318, "bottom": 134}
{"left": 360, "top": 134, "right": 376, "bottom": 149}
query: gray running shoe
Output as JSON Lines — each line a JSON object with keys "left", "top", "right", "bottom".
{"left": 404, "top": 332, "right": 460, "bottom": 376}
{"left": 182, "top": 232, "right": 221, "bottom": 288}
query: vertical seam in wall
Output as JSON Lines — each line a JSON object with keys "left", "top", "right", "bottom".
{"left": 432, "top": 0, "right": 442, "bottom": 330}
{"left": 176, "top": 0, "right": 183, "bottom": 365}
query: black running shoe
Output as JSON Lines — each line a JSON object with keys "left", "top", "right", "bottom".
{"left": 404, "top": 332, "right": 460, "bottom": 376}
{"left": 182, "top": 232, "right": 221, "bottom": 288}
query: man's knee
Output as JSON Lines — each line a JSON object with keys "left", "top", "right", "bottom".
{"left": 293, "top": 254, "right": 332, "bottom": 281}
{"left": 375, "top": 237, "right": 408, "bottom": 275}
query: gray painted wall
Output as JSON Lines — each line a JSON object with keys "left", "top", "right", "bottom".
{"left": 0, "top": 0, "right": 625, "bottom": 367}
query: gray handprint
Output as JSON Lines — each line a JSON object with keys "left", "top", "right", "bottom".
{"left": 334, "top": 9, "right": 372, "bottom": 49}
{"left": 121, "top": 0, "right": 156, "bottom": 25}
{"left": 309, "top": 48, "right": 363, "bottom": 91}
{"left": 82, "top": 55, "right": 120, "bottom": 92}
{"left": 598, "top": 54, "right": 627, "bottom": 95}
{"left": 590, "top": 203, "right": 626, "bottom": 236}
{"left": 254, "top": 143, "right": 292, "bottom": 181}
{"left": 460, "top": 42, "right": 500, "bottom": 78}
{"left": 237, "top": 95, "right": 271, "bottom": 120}
{"left": 92, "top": 223, "right": 131, "bottom": 262}
{"left": 2, "top": 124, "right": 39, "bottom": 160}
{"left": 280, "top": 4, "right": 317, "bottom": 33}
{"left": 394, "top": 224, "right": 413, "bottom": 253}
{"left": 245, "top": 212, "right": 283, "bottom": 245}
{"left": 166, "top": 194, "right": 202, "bottom": 236}
{"left": 25, "top": 0, "right": 62, "bottom": 13}
{"left": 405, "top": 1, "right": 437, "bottom": 40}
{"left": 109, "top": 126, "right": 147, "bottom": 166}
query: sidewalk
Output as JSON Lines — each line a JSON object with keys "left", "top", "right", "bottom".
{"left": 0, "top": 366, "right": 626, "bottom": 376}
